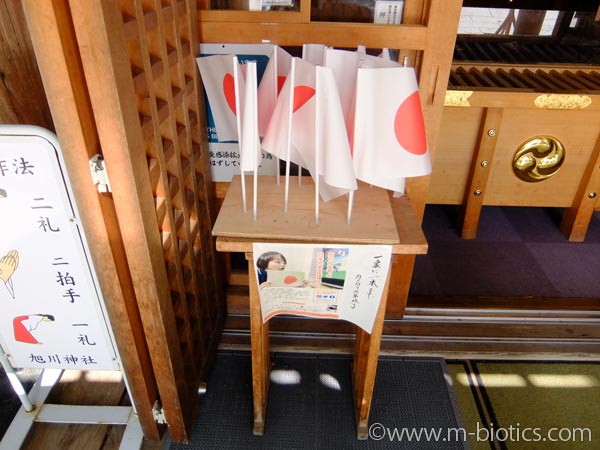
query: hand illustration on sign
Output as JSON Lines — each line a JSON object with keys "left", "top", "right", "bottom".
{"left": 0, "top": 249, "right": 19, "bottom": 299}
{"left": 13, "top": 314, "right": 55, "bottom": 344}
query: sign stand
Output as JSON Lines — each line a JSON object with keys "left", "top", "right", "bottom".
{"left": 0, "top": 126, "right": 143, "bottom": 449}
{"left": 0, "top": 347, "right": 142, "bottom": 450}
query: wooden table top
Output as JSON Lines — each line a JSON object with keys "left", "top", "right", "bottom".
{"left": 213, "top": 175, "right": 427, "bottom": 255}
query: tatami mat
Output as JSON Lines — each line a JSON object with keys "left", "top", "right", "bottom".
{"left": 447, "top": 361, "right": 600, "bottom": 450}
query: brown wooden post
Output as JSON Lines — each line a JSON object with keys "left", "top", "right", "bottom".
{"left": 458, "top": 107, "right": 503, "bottom": 239}
{"left": 560, "top": 131, "right": 600, "bottom": 241}
{"left": 22, "top": 0, "right": 161, "bottom": 440}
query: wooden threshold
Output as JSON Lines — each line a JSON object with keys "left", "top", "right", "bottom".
{"left": 219, "top": 288, "right": 600, "bottom": 359}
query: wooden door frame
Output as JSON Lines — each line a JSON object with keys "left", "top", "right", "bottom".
{"left": 22, "top": 0, "right": 162, "bottom": 440}
{"left": 23, "top": 0, "right": 227, "bottom": 443}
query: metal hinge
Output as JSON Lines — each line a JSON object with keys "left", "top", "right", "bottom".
{"left": 89, "top": 154, "right": 111, "bottom": 193}
{"left": 152, "top": 401, "right": 167, "bottom": 424}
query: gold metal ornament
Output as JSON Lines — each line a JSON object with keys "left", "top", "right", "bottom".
{"left": 534, "top": 94, "right": 592, "bottom": 110}
{"left": 512, "top": 136, "right": 565, "bottom": 182}
{"left": 444, "top": 90, "right": 473, "bottom": 107}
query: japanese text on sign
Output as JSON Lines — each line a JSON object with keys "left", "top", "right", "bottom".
{"left": 0, "top": 129, "right": 119, "bottom": 370}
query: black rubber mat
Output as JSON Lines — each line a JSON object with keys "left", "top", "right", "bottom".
{"left": 171, "top": 351, "right": 469, "bottom": 450}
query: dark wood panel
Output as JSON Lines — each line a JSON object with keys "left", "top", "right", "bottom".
{"left": 0, "top": 0, "right": 53, "bottom": 127}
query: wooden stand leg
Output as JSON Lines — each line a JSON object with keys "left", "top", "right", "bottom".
{"left": 385, "top": 254, "right": 415, "bottom": 319}
{"left": 352, "top": 271, "right": 391, "bottom": 439}
{"left": 247, "top": 253, "right": 270, "bottom": 435}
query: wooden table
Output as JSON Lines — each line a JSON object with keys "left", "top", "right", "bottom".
{"left": 213, "top": 176, "right": 427, "bottom": 439}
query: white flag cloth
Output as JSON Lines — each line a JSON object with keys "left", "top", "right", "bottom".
{"left": 240, "top": 61, "right": 260, "bottom": 172}
{"left": 262, "top": 57, "right": 357, "bottom": 201}
{"left": 257, "top": 46, "right": 292, "bottom": 137}
{"left": 358, "top": 52, "right": 401, "bottom": 69}
{"left": 261, "top": 58, "right": 306, "bottom": 168}
{"left": 314, "top": 66, "right": 357, "bottom": 197}
{"left": 352, "top": 66, "right": 430, "bottom": 193}
{"left": 196, "top": 55, "right": 244, "bottom": 142}
{"left": 378, "top": 48, "right": 392, "bottom": 60}
{"left": 302, "top": 43, "right": 327, "bottom": 66}
{"left": 324, "top": 48, "right": 359, "bottom": 129}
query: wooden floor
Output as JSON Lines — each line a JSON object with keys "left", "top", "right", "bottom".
{"left": 7, "top": 370, "right": 167, "bottom": 450}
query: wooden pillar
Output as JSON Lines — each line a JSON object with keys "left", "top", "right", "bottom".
{"left": 458, "top": 107, "right": 503, "bottom": 240}
{"left": 560, "top": 131, "right": 600, "bottom": 242}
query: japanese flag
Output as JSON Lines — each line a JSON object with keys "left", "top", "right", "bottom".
{"left": 261, "top": 57, "right": 306, "bottom": 168}
{"left": 257, "top": 46, "right": 292, "bottom": 136}
{"left": 240, "top": 61, "right": 260, "bottom": 172}
{"left": 262, "top": 58, "right": 357, "bottom": 201}
{"left": 313, "top": 65, "right": 357, "bottom": 199}
{"left": 196, "top": 55, "right": 244, "bottom": 142}
{"left": 324, "top": 48, "right": 359, "bottom": 129}
{"left": 351, "top": 66, "right": 430, "bottom": 193}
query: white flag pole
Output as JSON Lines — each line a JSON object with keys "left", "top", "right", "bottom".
{"left": 274, "top": 48, "right": 281, "bottom": 186}
{"left": 347, "top": 190, "right": 354, "bottom": 225}
{"left": 315, "top": 67, "right": 321, "bottom": 224}
{"left": 253, "top": 137, "right": 259, "bottom": 220}
{"left": 284, "top": 58, "right": 296, "bottom": 213}
{"left": 233, "top": 57, "right": 247, "bottom": 213}
{"left": 249, "top": 62, "right": 259, "bottom": 221}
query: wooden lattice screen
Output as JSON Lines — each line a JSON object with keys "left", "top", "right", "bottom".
{"left": 102, "top": 0, "right": 224, "bottom": 441}
{"left": 117, "top": 0, "right": 223, "bottom": 378}
{"left": 24, "top": 0, "right": 225, "bottom": 443}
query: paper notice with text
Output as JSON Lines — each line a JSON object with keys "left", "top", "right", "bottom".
{"left": 253, "top": 243, "right": 392, "bottom": 333}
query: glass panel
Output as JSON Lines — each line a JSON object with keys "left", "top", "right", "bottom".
{"left": 455, "top": 5, "right": 600, "bottom": 65}
{"left": 311, "top": 0, "right": 405, "bottom": 24}
{"left": 209, "top": 0, "right": 299, "bottom": 11}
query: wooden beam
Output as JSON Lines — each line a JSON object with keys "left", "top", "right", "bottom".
{"left": 198, "top": 21, "right": 428, "bottom": 49}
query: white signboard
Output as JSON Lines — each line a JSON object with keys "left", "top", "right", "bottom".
{"left": 374, "top": 1, "right": 405, "bottom": 24}
{"left": 253, "top": 243, "right": 392, "bottom": 333}
{"left": 0, "top": 127, "right": 119, "bottom": 371}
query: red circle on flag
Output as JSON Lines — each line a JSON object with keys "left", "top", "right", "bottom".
{"left": 277, "top": 76, "right": 286, "bottom": 95}
{"left": 293, "top": 85, "right": 315, "bottom": 113}
{"left": 284, "top": 275, "right": 298, "bottom": 285}
{"left": 394, "top": 91, "right": 427, "bottom": 155}
{"left": 223, "top": 73, "right": 236, "bottom": 115}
